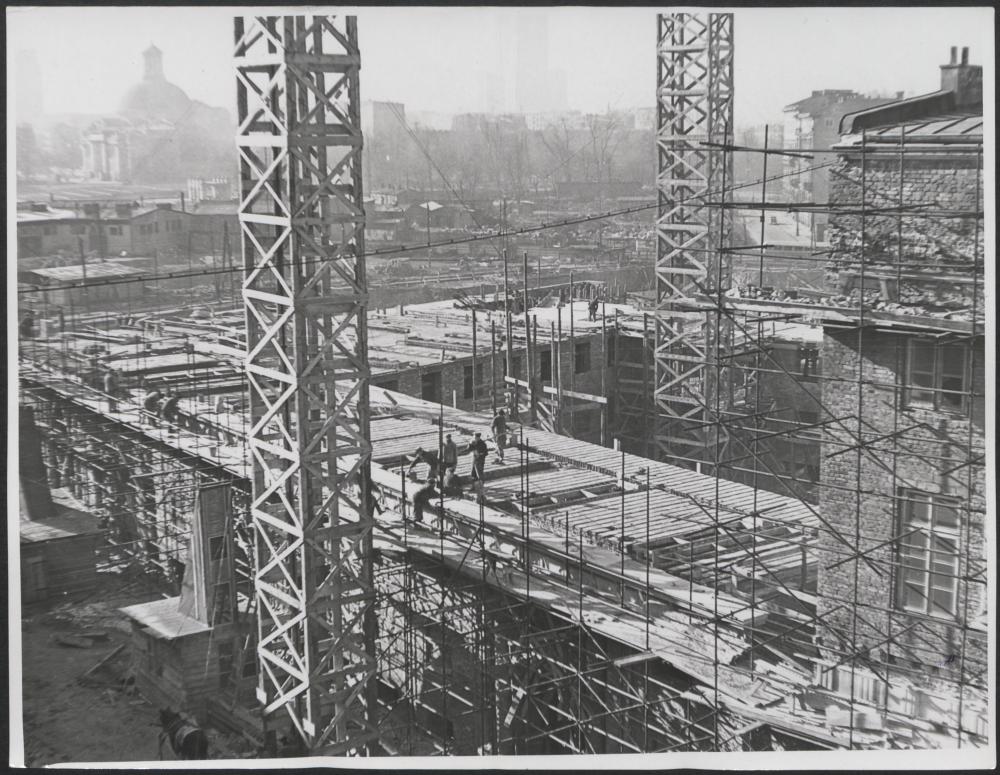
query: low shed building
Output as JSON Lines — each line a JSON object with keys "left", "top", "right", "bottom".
{"left": 20, "top": 496, "right": 103, "bottom": 605}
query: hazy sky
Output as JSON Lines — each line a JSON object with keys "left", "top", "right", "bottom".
{"left": 7, "top": 5, "right": 994, "bottom": 126}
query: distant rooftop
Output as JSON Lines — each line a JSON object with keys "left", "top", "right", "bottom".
{"left": 26, "top": 263, "right": 147, "bottom": 282}
{"left": 17, "top": 207, "right": 80, "bottom": 223}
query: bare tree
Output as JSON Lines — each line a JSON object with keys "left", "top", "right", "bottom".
{"left": 539, "top": 118, "right": 578, "bottom": 184}
{"left": 584, "top": 113, "right": 624, "bottom": 185}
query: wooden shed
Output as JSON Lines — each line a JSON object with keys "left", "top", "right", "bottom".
{"left": 20, "top": 500, "right": 103, "bottom": 605}
{"left": 118, "top": 484, "right": 255, "bottom": 723}
{"left": 119, "top": 597, "right": 231, "bottom": 723}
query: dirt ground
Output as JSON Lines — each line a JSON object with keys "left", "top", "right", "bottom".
{"left": 17, "top": 575, "right": 254, "bottom": 765}
{"left": 18, "top": 581, "right": 164, "bottom": 766}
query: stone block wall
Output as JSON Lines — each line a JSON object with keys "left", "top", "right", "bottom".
{"left": 825, "top": 152, "right": 984, "bottom": 313}
{"left": 817, "top": 328, "right": 987, "bottom": 690}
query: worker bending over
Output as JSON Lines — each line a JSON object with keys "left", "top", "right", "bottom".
{"left": 410, "top": 474, "right": 437, "bottom": 526}
{"left": 406, "top": 446, "right": 441, "bottom": 480}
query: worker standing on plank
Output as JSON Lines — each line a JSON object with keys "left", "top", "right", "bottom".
{"left": 588, "top": 296, "right": 600, "bottom": 321}
{"left": 19, "top": 309, "right": 35, "bottom": 339}
{"left": 442, "top": 434, "right": 458, "bottom": 473}
{"left": 143, "top": 389, "right": 163, "bottom": 427}
{"left": 103, "top": 368, "right": 120, "bottom": 412}
{"left": 406, "top": 446, "right": 440, "bottom": 480}
{"left": 465, "top": 432, "right": 489, "bottom": 504}
{"left": 490, "top": 408, "right": 508, "bottom": 463}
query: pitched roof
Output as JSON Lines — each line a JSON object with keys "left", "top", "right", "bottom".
{"left": 838, "top": 112, "right": 983, "bottom": 147}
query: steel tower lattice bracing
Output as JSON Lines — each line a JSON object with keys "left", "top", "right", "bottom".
{"left": 234, "top": 15, "right": 377, "bottom": 753}
{"left": 654, "top": 13, "right": 734, "bottom": 471}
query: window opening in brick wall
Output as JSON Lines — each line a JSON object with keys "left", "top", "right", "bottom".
{"left": 421, "top": 370, "right": 442, "bottom": 402}
{"left": 539, "top": 350, "right": 552, "bottom": 382}
{"left": 897, "top": 489, "right": 960, "bottom": 619}
{"left": 905, "top": 338, "right": 969, "bottom": 412}
{"left": 463, "top": 365, "right": 474, "bottom": 399}
{"left": 575, "top": 341, "right": 591, "bottom": 374}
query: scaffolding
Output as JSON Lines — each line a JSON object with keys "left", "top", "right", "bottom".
{"left": 14, "top": 11, "right": 989, "bottom": 760}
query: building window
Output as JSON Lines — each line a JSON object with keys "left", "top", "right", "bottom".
{"left": 897, "top": 490, "right": 960, "bottom": 619}
{"left": 798, "top": 409, "right": 819, "bottom": 426}
{"left": 421, "top": 370, "right": 441, "bottom": 402}
{"left": 575, "top": 342, "right": 591, "bottom": 374}
{"left": 905, "top": 339, "right": 969, "bottom": 412}
{"left": 463, "top": 365, "right": 474, "bottom": 399}
{"left": 798, "top": 346, "right": 820, "bottom": 379}
{"left": 108, "top": 226, "right": 123, "bottom": 236}
{"left": 539, "top": 350, "right": 552, "bottom": 382}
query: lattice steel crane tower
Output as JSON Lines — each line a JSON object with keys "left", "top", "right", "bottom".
{"left": 235, "top": 14, "right": 377, "bottom": 753}
{"left": 654, "top": 13, "right": 734, "bottom": 471}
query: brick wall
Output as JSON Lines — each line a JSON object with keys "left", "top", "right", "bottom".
{"left": 817, "top": 328, "right": 987, "bottom": 687}
{"left": 372, "top": 328, "right": 609, "bottom": 442}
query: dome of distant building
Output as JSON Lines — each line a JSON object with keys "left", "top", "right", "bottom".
{"left": 119, "top": 44, "right": 192, "bottom": 122}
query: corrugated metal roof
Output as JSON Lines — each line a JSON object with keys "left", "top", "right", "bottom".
{"left": 840, "top": 113, "right": 982, "bottom": 146}
{"left": 866, "top": 114, "right": 982, "bottom": 139}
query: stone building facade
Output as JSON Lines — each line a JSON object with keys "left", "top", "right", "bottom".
{"left": 814, "top": 49, "right": 986, "bottom": 717}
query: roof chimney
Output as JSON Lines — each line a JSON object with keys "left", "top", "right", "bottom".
{"left": 940, "top": 46, "right": 982, "bottom": 109}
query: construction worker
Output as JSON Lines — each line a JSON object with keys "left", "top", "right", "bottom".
{"left": 19, "top": 309, "right": 36, "bottom": 339}
{"left": 442, "top": 434, "right": 458, "bottom": 473}
{"left": 588, "top": 296, "right": 600, "bottom": 321}
{"left": 465, "top": 432, "right": 489, "bottom": 504}
{"left": 160, "top": 393, "right": 181, "bottom": 425}
{"left": 103, "top": 368, "right": 120, "bottom": 412}
{"left": 441, "top": 466, "right": 462, "bottom": 496}
{"left": 410, "top": 474, "right": 437, "bottom": 525}
{"left": 406, "top": 446, "right": 440, "bottom": 480}
{"left": 143, "top": 389, "right": 163, "bottom": 426}
{"left": 490, "top": 409, "right": 508, "bottom": 463}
